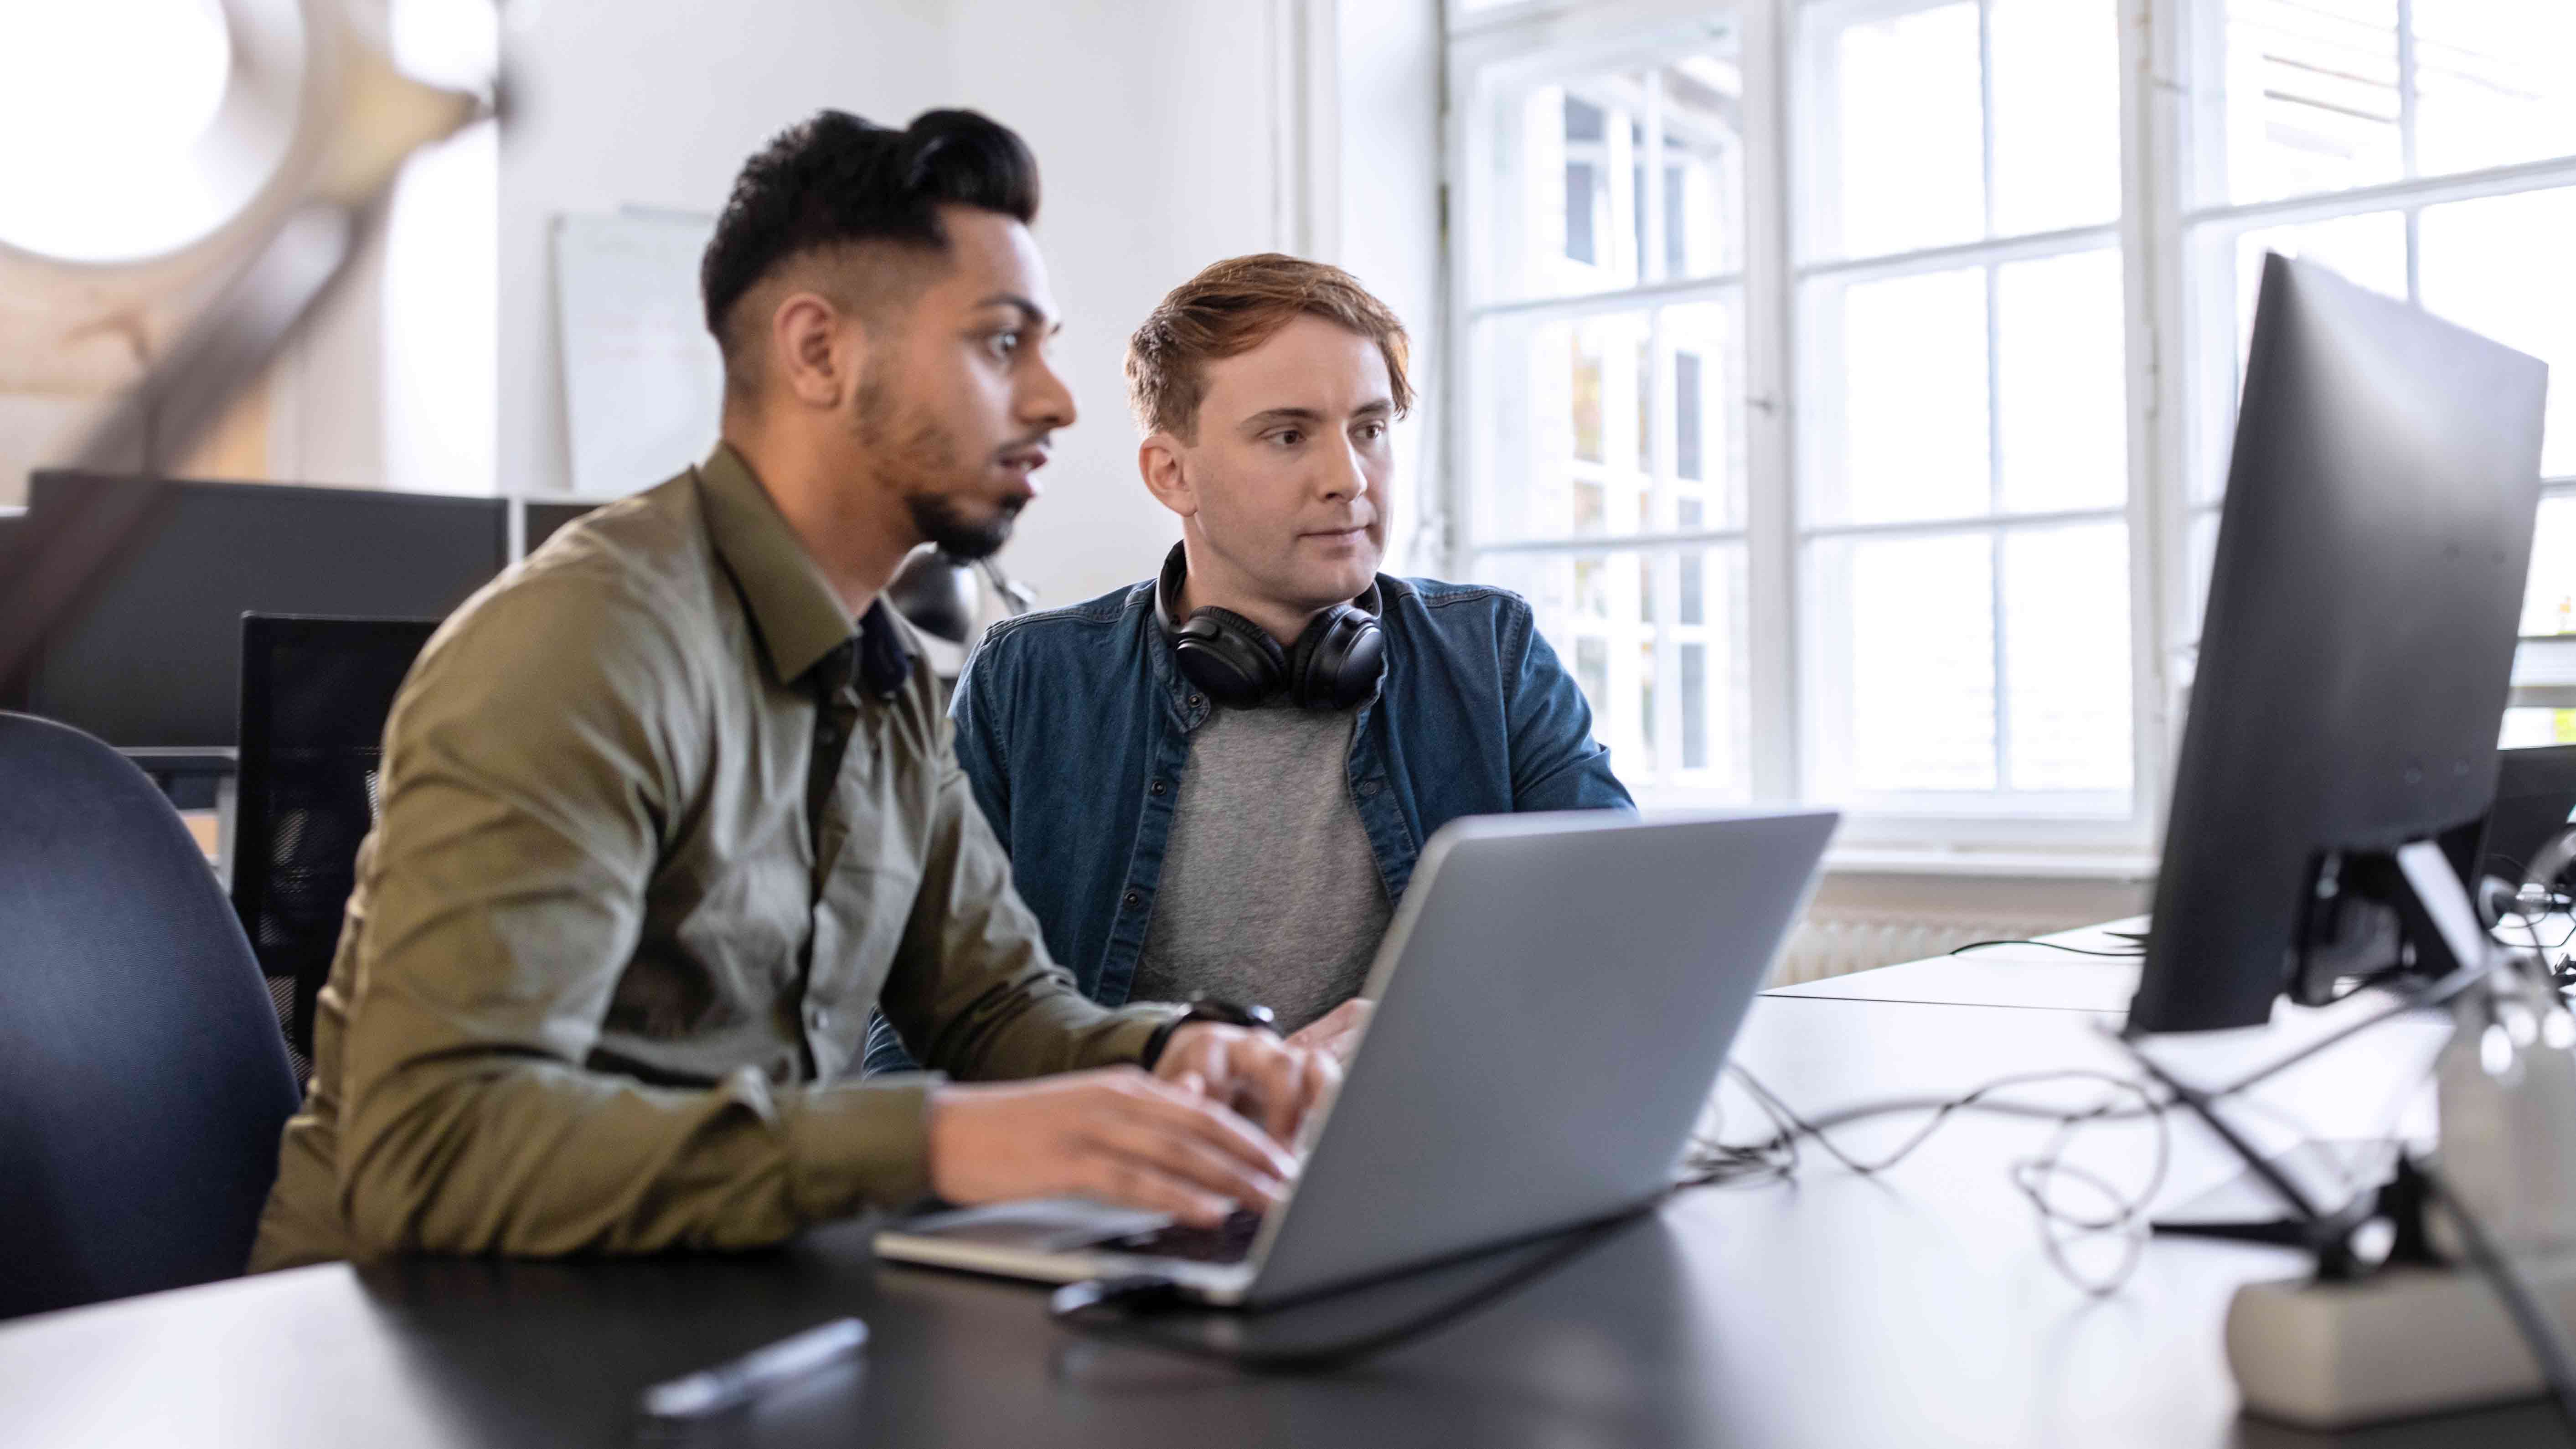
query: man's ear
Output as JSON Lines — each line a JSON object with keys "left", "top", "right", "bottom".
{"left": 771, "top": 290, "right": 864, "bottom": 409}
{"left": 1138, "top": 434, "right": 1198, "bottom": 519}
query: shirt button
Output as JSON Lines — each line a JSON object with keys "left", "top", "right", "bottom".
{"left": 1358, "top": 779, "right": 1383, "bottom": 797}
{"left": 806, "top": 1003, "right": 831, "bottom": 1033}
{"left": 1187, "top": 694, "right": 1204, "bottom": 709}
{"left": 1124, "top": 890, "right": 1141, "bottom": 910}
{"left": 1150, "top": 779, "right": 1167, "bottom": 797}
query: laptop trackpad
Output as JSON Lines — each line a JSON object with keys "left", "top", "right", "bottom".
{"left": 895, "top": 1198, "right": 1170, "bottom": 1252}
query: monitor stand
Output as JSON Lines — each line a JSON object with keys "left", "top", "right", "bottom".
{"left": 2137, "top": 839, "right": 2498, "bottom": 1272}
{"left": 2152, "top": 1140, "right": 2403, "bottom": 1250}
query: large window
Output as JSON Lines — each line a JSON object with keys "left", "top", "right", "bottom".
{"left": 2168, "top": 0, "right": 2576, "bottom": 750}
{"left": 1462, "top": 23, "right": 1756, "bottom": 798}
{"left": 1449, "top": 0, "right": 2576, "bottom": 846}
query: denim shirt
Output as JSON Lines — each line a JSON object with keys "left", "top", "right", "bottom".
{"left": 862, "top": 573, "right": 1633, "bottom": 1074}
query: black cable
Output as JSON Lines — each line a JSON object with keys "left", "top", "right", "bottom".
{"left": 1948, "top": 938, "right": 2146, "bottom": 959}
{"left": 2414, "top": 1157, "right": 2576, "bottom": 1440}
{"left": 1051, "top": 950, "right": 2510, "bottom": 1369}
{"left": 1710, "top": 1063, "right": 2174, "bottom": 1295}
{"left": 1048, "top": 1209, "right": 1647, "bottom": 1374}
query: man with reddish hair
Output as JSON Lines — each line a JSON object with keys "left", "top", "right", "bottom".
{"left": 866, "top": 254, "right": 1629, "bottom": 1076}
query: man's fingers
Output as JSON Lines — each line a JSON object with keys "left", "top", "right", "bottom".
{"left": 1295, "top": 1047, "right": 1342, "bottom": 1136}
{"left": 1112, "top": 1072, "right": 1299, "bottom": 1181}
{"left": 1075, "top": 1153, "right": 1235, "bottom": 1227}
{"left": 1084, "top": 1112, "right": 1287, "bottom": 1212}
{"left": 1252, "top": 1047, "right": 1306, "bottom": 1143}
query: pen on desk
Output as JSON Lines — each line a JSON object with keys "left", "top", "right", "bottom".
{"left": 638, "top": 1316, "right": 869, "bottom": 1420}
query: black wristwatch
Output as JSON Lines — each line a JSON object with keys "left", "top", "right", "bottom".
{"left": 1140, "top": 997, "right": 1280, "bottom": 1069}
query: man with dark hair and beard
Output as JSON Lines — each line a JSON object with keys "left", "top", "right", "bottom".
{"left": 250, "top": 109, "right": 1331, "bottom": 1272}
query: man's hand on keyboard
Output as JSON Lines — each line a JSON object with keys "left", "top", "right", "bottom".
{"left": 1286, "top": 999, "right": 1372, "bottom": 1064}
{"left": 926, "top": 1070, "right": 1297, "bottom": 1227}
{"left": 1155, "top": 1023, "right": 1340, "bottom": 1145}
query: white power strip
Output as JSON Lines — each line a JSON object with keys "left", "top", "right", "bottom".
{"left": 2230, "top": 1255, "right": 2576, "bottom": 1428}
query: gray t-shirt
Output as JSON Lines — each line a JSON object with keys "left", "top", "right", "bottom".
{"left": 1129, "top": 696, "right": 1392, "bottom": 1033}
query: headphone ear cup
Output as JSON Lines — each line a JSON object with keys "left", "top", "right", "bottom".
{"left": 1174, "top": 608, "right": 1287, "bottom": 706}
{"left": 1288, "top": 607, "right": 1387, "bottom": 710}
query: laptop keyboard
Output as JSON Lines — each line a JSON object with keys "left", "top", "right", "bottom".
{"left": 1110, "top": 1208, "right": 1264, "bottom": 1264}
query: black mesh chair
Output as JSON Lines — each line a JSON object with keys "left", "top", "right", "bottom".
{"left": 0, "top": 713, "right": 299, "bottom": 1318}
{"left": 231, "top": 616, "right": 439, "bottom": 1068}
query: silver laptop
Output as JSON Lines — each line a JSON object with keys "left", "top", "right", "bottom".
{"left": 873, "top": 808, "right": 1838, "bottom": 1308}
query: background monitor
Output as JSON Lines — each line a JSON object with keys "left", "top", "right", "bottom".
{"left": 11, "top": 472, "right": 506, "bottom": 749}
{"left": 2444, "top": 744, "right": 2576, "bottom": 893}
{"left": 2128, "top": 255, "right": 2549, "bottom": 1034}
{"left": 523, "top": 498, "right": 600, "bottom": 555}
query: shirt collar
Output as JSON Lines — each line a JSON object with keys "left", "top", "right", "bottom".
{"left": 695, "top": 440, "right": 911, "bottom": 693}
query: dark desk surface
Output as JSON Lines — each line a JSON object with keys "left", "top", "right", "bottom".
{"left": 3, "top": 972, "right": 2561, "bottom": 1448}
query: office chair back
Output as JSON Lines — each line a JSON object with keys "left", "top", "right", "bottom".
{"left": 232, "top": 616, "right": 439, "bottom": 1061}
{"left": 0, "top": 713, "right": 299, "bottom": 1319}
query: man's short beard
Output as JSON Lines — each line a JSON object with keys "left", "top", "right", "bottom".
{"left": 905, "top": 490, "right": 1018, "bottom": 561}
{"left": 852, "top": 373, "right": 1019, "bottom": 561}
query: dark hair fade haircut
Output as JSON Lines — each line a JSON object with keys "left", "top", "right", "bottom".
{"left": 698, "top": 108, "right": 1040, "bottom": 383}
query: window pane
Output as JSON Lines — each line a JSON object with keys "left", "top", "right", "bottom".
{"left": 1660, "top": 298, "right": 1745, "bottom": 530}
{"left": 1681, "top": 642, "right": 1711, "bottom": 770}
{"left": 1812, "top": 2, "right": 1982, "bottom": 259}
{"left": 1476, "top": 310, "right": 1659, "bottom": 543}
{"left": 1810, "top": 267, "right": 1989, "bottom": 526}
{"left": 1475, "top": 297, "right": 1745, "bottom": 546}
{"left": 1478, "top": 546, "right": 1749, "bottom": 798}
{"left": 2204, "top": 0, "right": 2576, "bottom": 205}
{"left": 2418, "top": 188, "right": 2576, "bottom": 479}
{"left": 2209, "top": 0, "right": 2401, "bottom": 206}
{"left": 2500, "top": 709, "right": 2576, "bottom": 748}
{"left": 1482, "top": 36, "right": 1745, "bottom": 303}
{"left": 1997, "top": 248, "right": 2127, "bottom": 513}
{"left": 2413, "top": 2, "right": 2576, "bottom": 177}
{"left": 2528, "top": 494, "right": 2576, "bottom": 638}
{"left": 1808, "top": 532, "right": 1997, "bottom": 795}
{"left": 1661, "top": 52, "right": 1746, "bottom": 280}
{"left": 1989, "top": 0, "right": 2121, "bottom": 237}
{"left": 2003, "top": 523, "right": 2133, "bottom": 792}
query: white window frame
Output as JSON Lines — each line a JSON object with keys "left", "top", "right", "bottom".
{"left": 1445, "top": 0, "right": 2574, "bottom": 859}
{"left": 1447, "top": 0, "right": 2168, "bottom": 854}
{"left": 2143, "top": 0, "right": 2576, "bottom": 663}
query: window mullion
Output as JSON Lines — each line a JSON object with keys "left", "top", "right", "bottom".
{"left": 1742, "top": 0, "right": 1801, "bottom": 803}
{"left": 1984, "top": 259, "right": 2010, "bottom": 792}
{"left": 2127, "top": 0, "right": 2184, "bottom": 851}
{"left": 2396, "top": 0, "right": 2419, "bottom": 183}
{"left": 1977, "top": 0, "right": 1998, "bottom": 238}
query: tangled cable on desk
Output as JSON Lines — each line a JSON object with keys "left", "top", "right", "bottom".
{"left": 1684, "top": 1065, "right": 2176, "bottom": 1295}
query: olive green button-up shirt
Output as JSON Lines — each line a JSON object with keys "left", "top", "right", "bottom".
{"left": 249, "top": 443, "right": 1170, "bottom": 1272}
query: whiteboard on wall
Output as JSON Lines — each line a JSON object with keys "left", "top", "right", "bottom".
{"left": 552, "top": 208, "right": 722, "bottom": 498}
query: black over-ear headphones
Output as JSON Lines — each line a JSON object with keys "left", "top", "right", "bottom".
{"left": 1155, "top": 543, "right": 1387, "bottom": 710}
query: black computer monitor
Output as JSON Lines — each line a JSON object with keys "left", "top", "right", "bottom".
{"left": 2128, "top": 255, "right": 2550, "bottom": 1034}
{"left": 2443, "top": 744, "right": 2576, "bottom": 895}
{"left": 9, "top": 473, "right": 506, "bottom": 750}
{"left": 522, "top": 498, "right": 602, "bottom": 555}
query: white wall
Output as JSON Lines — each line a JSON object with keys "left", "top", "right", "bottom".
{"left": 494, "top": 0, "right": 1445, "bottom": 611}
{"left": 495, "top": 0, "right": 953, "bottom": 498}
{"left": 933, "top": 0, "right": 1290, "bottom": 608}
